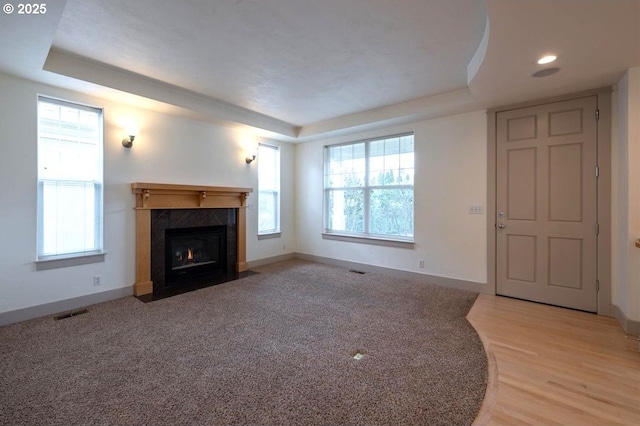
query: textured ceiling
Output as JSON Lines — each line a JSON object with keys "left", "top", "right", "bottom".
{"left": 52, "top": 0, "right": 487, "bottom": 126}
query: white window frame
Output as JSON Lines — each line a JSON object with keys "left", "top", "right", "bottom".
{"left": 36, "top": 96, "right": 104, "bottom": 269}
{"left": 258, "top": 143, "right": 280, "bottom": 237}
{"left": 323, "top": 133, "right": 415, "bottom": 247}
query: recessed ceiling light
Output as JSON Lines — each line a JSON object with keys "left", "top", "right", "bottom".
{"left": 537, "top": 55, "right": 557, "bottom": 65}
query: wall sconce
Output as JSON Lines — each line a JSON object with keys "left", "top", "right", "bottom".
{"left": 245, "top": 153, "right": 257, "bottom": 164}
{"left": 122, "top": 121, "right": 138, "bottom": 148}
{"left": 122, "top": 135, "right": 135, "bottom": 148}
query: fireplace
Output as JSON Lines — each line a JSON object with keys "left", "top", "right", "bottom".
{"left": 165, "top": 225, "right": 227, "bottom": 287}
{"left": 131, "top": 183, "right": 252, "bottom": 297}
{"left": 150, "top": 207, "right": 237, "bottom": 292}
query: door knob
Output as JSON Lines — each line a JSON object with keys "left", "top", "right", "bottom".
{"left": 498, "top": 223, "right": 505, "bottom": 229}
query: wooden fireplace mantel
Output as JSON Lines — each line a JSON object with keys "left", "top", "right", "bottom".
{"left": 131, "top": 182, "right": 252, "bottom": 210}
{"left": 131, "top": 182, "right": 253, "bottom": 296}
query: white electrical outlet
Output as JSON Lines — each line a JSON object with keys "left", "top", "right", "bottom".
{"left": 93, "top": 275, "right": 101, "bottom": 286}
{"left": 468, "top": 205, "right": 484, "bottom": 214}
{"left": 419, "top": 259, "right": 425, "bottom": 268}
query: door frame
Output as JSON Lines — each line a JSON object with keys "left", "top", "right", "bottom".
{"left": 486, "top": 88, "right": 612, "bottom": 315}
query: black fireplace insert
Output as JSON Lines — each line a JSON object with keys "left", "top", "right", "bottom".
{"left": 164, "top": 225, "right": 227, "bottom": 287}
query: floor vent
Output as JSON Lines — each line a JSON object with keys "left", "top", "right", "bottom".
{"left": 54, "top": 309, "right": 89, "bottom": 320}
{"left": 349, "top": 269, "right": 366, "bottom": 274}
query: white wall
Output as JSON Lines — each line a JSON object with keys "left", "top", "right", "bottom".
{"left": 295, "top": 110, "right": 488, "bottom": 286}
{"left": 0, "top": 72, "right": 295, "bottom": 315}
{"left": 4, "top": 64, "right": 633, "bottom": 323}
{"left": 612, "top": 66, "right": 640, "bottom": 323}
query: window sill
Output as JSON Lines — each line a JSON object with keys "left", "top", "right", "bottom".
{"left": 258, "top": 232, "right": 281, "bottom": 240}
{"left": 322, "top": 233, "right": 414, "bottom": 249}
{"left": 35, "top": 252, "right": 106, "bottom": 271}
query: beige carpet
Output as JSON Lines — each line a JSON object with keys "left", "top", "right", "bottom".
{"left": 0, "top": 259, "right": 487, "bottom": 425}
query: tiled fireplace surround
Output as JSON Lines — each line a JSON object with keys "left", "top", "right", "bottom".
{"left": 131, "top": 183, "right": 252, "bottom": 296}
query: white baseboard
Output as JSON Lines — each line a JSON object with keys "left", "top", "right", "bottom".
{"left": 612, "top": 304, "right": 640, "bottom": 337}
{"left": 295, "top": 253, "right": 490, "bottom": 294}
{"left": 0, "top": 287, "right": 134, "bottom": 327}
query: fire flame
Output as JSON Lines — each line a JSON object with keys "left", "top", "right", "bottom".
{"left": 187, "top": 248, "right": 194, "bottom": 261}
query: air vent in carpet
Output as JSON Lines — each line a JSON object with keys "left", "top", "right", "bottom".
{"left": 54, "top": 309, "right": 89, "bottom": 320}
{"left": 349, "top": 269, "right": 366, "bottom": 274}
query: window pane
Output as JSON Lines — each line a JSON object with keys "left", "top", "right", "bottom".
{"left": 39, "top": 138, "right": 99, "bottom": 181}
{"left": 398, "top": 151, "right": 415, "bottom": 185}
{"left": 327, "top": 189, "right": 364, "bottom": 233}
{"left": 258, "top": 190, "right": 278, "bottom": 233}
{"left": 37, "top": 97, "right": 103, "bottom": 259}
{"left": 369, "top": 188, "right": 414, "bottom": 237}
{"left": 324, "top": 133, "right": 414, "bottom": 240}
{"left": 41, "top": 181, "right": 98, "bottom": 256}
{"left": 384, "top": 153, "right": 400, "bottom": 176}
{"left": 384, "top": 136, "right": 400, "bottom": 156}
{"left": 258, "top": 144, "right": 280, "bottom": 234}
{"left": 258, "top": 144, "right": 278, "bottom": 190}
{"left": 368, "top": 136, "right": 414, "bottom": 187}
{"left": 400, "top": 135, "right": 414, "bottom": 153}
{"left": 328, "top": 170, "right": 365, "bottom": 188}
{"left": 326, "top": 143, "right": 365, "bottom": 188}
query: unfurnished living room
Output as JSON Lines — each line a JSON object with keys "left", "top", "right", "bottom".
{"left": 0, "top": 0, "right": 639, "bottom": 425}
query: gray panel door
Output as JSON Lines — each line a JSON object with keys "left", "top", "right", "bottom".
{"left": 496, "top": 96, "right": 598, "bottom": 312}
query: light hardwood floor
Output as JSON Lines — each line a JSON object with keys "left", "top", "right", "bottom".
{"left": 468, "top": 294, "right": 640, "bottom": 426}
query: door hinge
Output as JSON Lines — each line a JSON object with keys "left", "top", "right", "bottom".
{"left": 596, "top": 280, "right": 600, "bottom": 292}
{"left": 595, "top": 109, "right": 600, "bottom": 120}
{"left": 595, "top": 166, "right": 599, "bottom": 178}
{"left": 595, "top": 223, "right": 600, "bottom": 235}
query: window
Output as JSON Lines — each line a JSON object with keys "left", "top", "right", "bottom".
{"left": 324, "top": 133, "right": 414, "bottom": 242}
{"left": 258, "top": 143, "right": 280, "bottom": 235}
{"left": 37, "top": 96, "right": 104, "bottom": 261}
